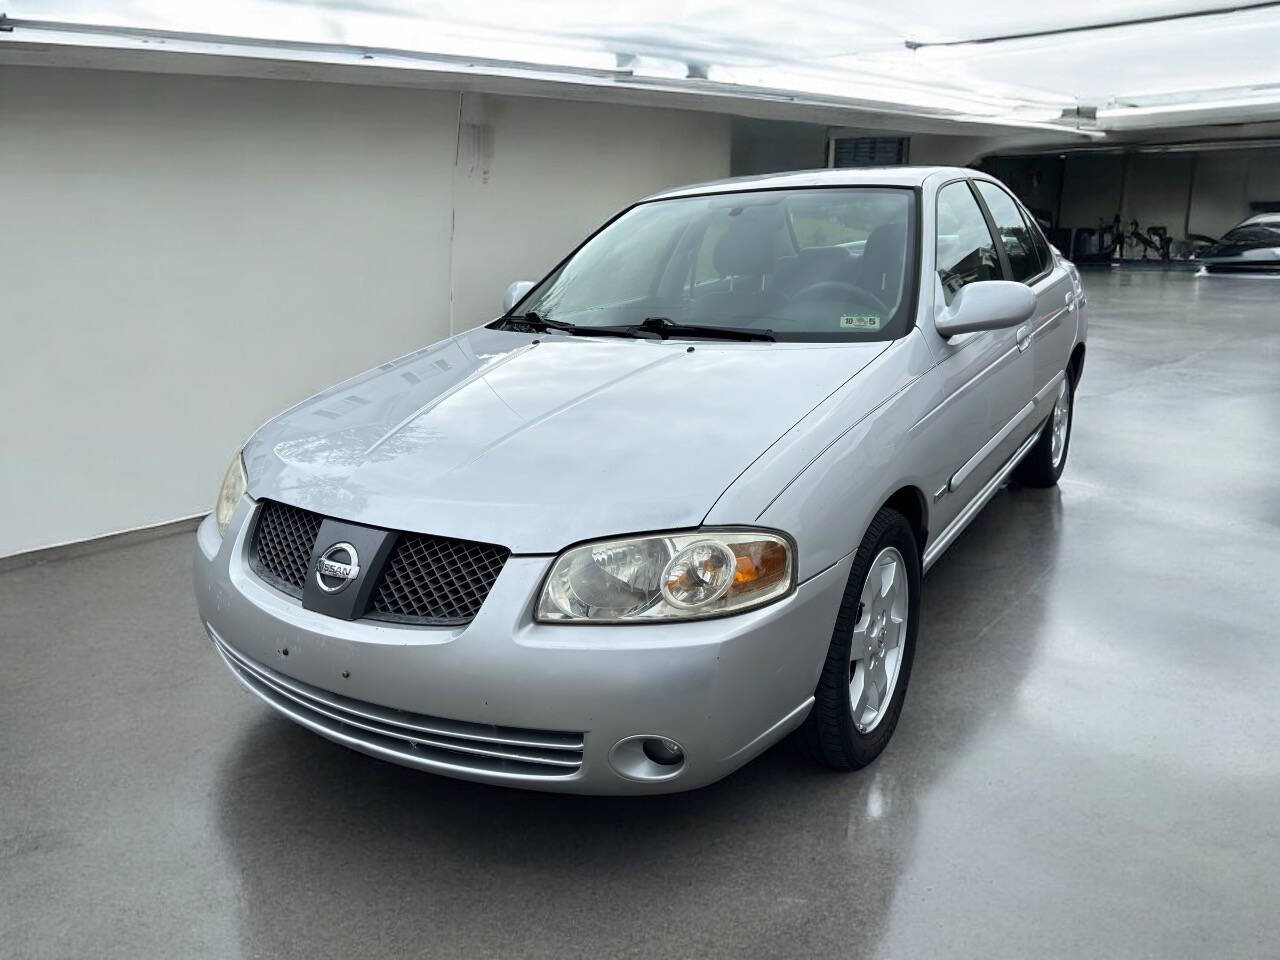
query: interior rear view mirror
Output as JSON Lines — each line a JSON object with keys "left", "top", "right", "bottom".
{"left": 935, "top": 280, "right": 1036, "bottom": 339}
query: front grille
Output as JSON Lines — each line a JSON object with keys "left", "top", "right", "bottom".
{"left": 251, "top": 501, "right": 323, "bottom": 597}
{"left": 211, "top": 629, "right": 583, "bottom": 779}
{"left": 370, "top": 533, "right": 509, "bottom": 625}
{"left": 249, "top": 499, "right": 508, "bottom": 626}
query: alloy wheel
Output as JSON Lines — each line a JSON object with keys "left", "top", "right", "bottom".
{"left": 1051, "top": 377, "right": 1071, "bottom": 468}
{"left": 849, "top": 546, "right": 909, "bottom": 734}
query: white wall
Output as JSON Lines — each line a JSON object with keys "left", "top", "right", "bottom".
{"left": 730, "top": 117, "right": 828, "bottom": 176}
{"left": 905, "top": 134, "right": 995, "bottom": 166}
{"left": 0, "top": 66, "right": 729, "bottom": 557}
{"left": 449, "top": 93, "right": 730, "bottom": 327}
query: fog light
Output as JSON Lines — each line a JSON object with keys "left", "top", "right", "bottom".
{"left": 608, "top": 734, "right": 687, "bottom": 781}
{"left": 642, "top": 738, "right": 684, "bottom": 766}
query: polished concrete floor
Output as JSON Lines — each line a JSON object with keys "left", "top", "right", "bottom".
{"left": 4, "top": 268, "right": 1279, "bottom": 959}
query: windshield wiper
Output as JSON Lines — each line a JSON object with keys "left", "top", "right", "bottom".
{"left": 495, "top": 312, "right": 642, "bottom": 339}
{"left": 494, "top": 313, "right": 773, "bottom": 342}
{"left": 496, "top": 311, "right": 572, "bottom": 332}
{"left": 629, "top": 317, "right": 775, "bottom": 342}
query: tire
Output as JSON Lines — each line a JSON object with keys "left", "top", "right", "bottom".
{"left": 798, "top": 507, "right": 921, "bottom": 771}
{"left": 1014, "top": 366, "right": 1075, "bottom": 488}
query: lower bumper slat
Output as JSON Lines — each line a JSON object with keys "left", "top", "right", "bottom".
{"left": 209, "top": 628, "right": 584, "bottom": 779}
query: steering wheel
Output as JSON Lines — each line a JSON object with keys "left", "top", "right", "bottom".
{"left": 788, "top": 280, "right": 891, "bottom": 317}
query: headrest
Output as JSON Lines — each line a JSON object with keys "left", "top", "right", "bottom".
{"left": 712, "top": 207, "right": 782, "bottom": 277}
{"left": 862, "top": 221, "right": 907, "bottom": 297}
{"left": 864, "top": 221, "right": 906, "bottom": 259}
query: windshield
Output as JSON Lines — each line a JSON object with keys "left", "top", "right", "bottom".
{"left": 513, "top": 188, "right": 917, "bottom": 341}
{"left": 1220, "top": 219, "right": 1280, "bottom": 244}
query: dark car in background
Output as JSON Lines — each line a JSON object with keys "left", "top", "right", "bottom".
{"left": 1197, "top": 213, "right": 1280, "bottom": 273}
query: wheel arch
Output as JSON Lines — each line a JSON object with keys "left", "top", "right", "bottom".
{"left": 881, "top": 486, "right": 928, "bottom": 558}
{"left": 1069, "top": 342, "right": 1086, "bottom": 386}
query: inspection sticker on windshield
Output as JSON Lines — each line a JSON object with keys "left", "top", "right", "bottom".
{"left": 840, "top": 314, "right": 882, "bottom": 331}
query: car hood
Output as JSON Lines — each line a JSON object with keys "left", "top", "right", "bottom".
{"left": 245, "top": 326, "right": 886, "bottom": 552}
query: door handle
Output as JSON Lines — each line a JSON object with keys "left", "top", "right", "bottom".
{"left": 1065, "top": 291, "right": 1076, "bottom": 312}
{"left": 1016, "top": 324, "right": 1032, "bottom": 352}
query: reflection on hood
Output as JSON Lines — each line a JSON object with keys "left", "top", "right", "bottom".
{"left": 244, "top": 325, "right": 890, "bottom": 552}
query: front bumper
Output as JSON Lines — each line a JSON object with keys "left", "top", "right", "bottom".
{"left": 194, "top": 498, "right": 850, "bottom": 794}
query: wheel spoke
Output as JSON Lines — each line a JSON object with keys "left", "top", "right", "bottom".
{"left": 854, "top": 602, "right": 872, "bottom": 635}
{"left": 866, "top": 656, "right": 887, "bottom": 708}
{"left": 884, "top": 614, "right": 905, "bottom": 650}
{"left": 851, "top": 670, "right": 875, "bottom": 722}
{"left": 877, "top": 557, "right": 896, "bottom": 598}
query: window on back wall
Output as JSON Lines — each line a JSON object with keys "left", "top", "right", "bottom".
{"left": 830, "top": 137, "right": 909, "bottom": 168}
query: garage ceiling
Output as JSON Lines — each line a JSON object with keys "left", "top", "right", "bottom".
{"left": 8, "top": 1, "right": 1280, "bottom": 134}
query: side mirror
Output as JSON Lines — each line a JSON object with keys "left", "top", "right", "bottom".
{"left": 935, "top": 280, "right": 1035, "bottom": 339}
{"left": 503, "top": 280, "right": 535, "bottom": 314}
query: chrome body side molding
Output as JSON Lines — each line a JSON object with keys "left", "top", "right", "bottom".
{"left": 924, "top": 427, "right": 1041, "bottom": 573}
{"left": 1034, "top": 369, "right": 1066, "bottom": 406}
{"left": 1031, "top": 304, "right": 1070, "bottom": 340}
{"left": 949, "top": 400, "right": 1035, "bottom": 492}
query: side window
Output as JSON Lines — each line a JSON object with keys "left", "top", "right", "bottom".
{"left": 935, "top": 182, "right": 1001, "bottom": 306}
{"left": 974, "top": 181, "right": 1040, "bottom": 283}
{"left": 1025, "top": 211, "right": 1054, "bottom": 273}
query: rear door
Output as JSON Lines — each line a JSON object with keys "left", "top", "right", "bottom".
{"left": 973, "top": 180, "right": 1076, "bottom": 429}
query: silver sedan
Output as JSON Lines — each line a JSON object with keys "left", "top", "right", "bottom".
{"left": 195, "top": 166, "right": 1087, "bottom": 794}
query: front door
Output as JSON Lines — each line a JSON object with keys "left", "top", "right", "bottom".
{"left": 972, "top": 180, "right": 1077, "bottom": 427}
{"left": 917, "top": 179, "right": 1035, "bottom": 539}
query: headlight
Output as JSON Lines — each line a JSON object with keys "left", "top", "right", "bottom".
{"left": 214, "top": 452, "right": 248, "bottom": 538}
{"left": 536, "top": 530, "right": 793, "bottom": 623}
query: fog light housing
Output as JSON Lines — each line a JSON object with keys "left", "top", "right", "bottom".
{"left": 608, "top": 735, "right": 687, "bottom": 782}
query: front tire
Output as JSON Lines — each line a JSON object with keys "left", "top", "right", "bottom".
{"left": 1015, "top": 367, "right": 1075, "bottom": 488}
{"left": 798, "top": 508, "right": 921, "bottom": 770}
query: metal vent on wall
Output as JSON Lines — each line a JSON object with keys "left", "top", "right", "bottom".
{"left": 831, "top": 136, "right": 910, "bottom": 168}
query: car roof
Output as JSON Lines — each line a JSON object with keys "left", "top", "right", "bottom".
{"left": 642, "top": 166, "right": 987, "bottom": 202}
{"left": 1239, "top": 212, "right": 1280, "bottom": 226}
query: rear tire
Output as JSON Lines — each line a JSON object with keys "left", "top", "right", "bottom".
{"left": 798, "top": 508, "right": 921, "bottom": 770}
{"left": 1014, "top": 367, "right": 1075, "bottom": 488}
